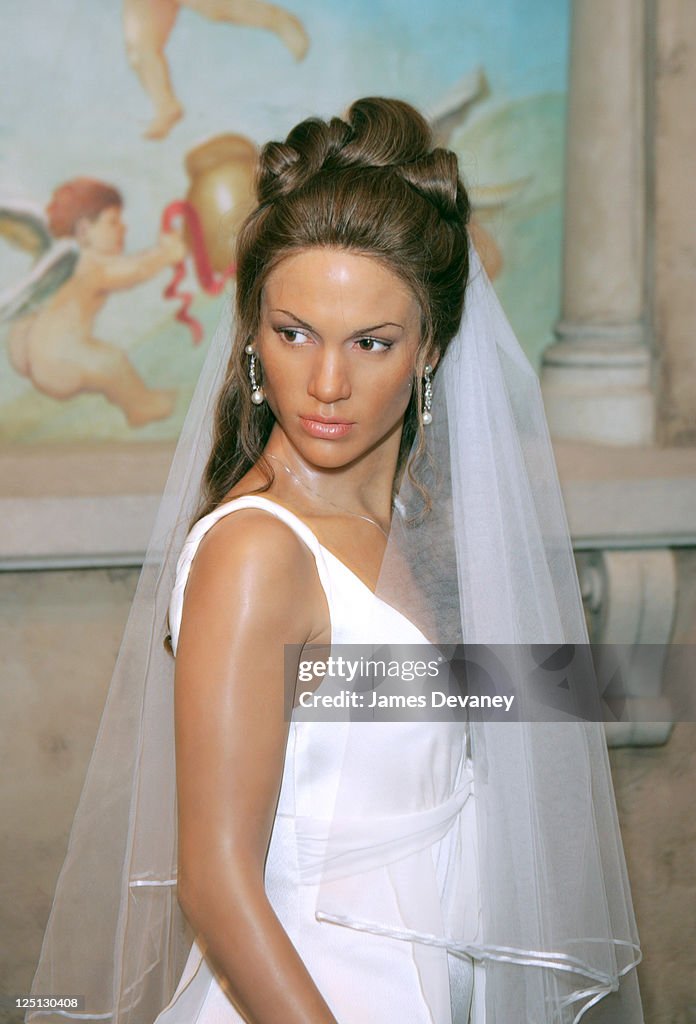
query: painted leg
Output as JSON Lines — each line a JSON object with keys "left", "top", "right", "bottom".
{"left": 6, "top": 319, "right": 33, "bottom": 377}
{"left": 79, "top": 338, "right": 177, "bottom": 426}
{"left": 179, "top": 0, "right": 309, "bottom": 60}
{"left": 123, "top": 0, "right": 184, "bottom": 139}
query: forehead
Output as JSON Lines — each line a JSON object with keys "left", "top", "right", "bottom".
{"left": 262, "top": 248, "right": 420, "bottom": 326}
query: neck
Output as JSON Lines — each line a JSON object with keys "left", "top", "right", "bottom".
{"left": 263, "top": 422, "right": 402, "bottom": 522}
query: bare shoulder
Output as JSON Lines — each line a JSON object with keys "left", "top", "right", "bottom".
{"left": 182, "top": 508, "right": 325, "bottom": 643}
{"left": 193, "top": 507, "right": 317, "bottom": 582}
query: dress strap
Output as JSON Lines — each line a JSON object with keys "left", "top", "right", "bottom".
{"left": 167, "top": 495, "right": 332, "bottom": 654}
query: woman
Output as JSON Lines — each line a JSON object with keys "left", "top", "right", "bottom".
{"left": 27, "top": 99, "right": 643, "bottom": 1024}
{"left": 161, "top": 98, "right": 477, "bottom": 1023}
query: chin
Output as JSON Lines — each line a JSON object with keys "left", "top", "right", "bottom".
{"left": 290, "top": 426, "right": 395, "bottom": 473}
{"left": 296, "top": 439, "right": 363, "bottom": 470}
{"left": 273, "top": 422, "right": 352, "bottom": 465}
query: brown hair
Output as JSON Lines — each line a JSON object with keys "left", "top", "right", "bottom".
{"left": 46, "top": 178, "right": 122, "bottom": 238}
{"left": 196, "top": 97, "right": 471, "bottom": 521}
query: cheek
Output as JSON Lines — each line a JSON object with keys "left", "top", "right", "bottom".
{"left": 255, "top": 345, "right": 308, "bottom": 417}
{"left": 357, "top": 364, "right": 415, "bottom": 428}
{"left": 377, "top": 355, "right": 418, "bottom": 403}
{"left": 258, "top": 345, "right": 300, "bottom": 392}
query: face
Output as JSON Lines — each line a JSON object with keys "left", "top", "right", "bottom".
{"left": 255, "top": 248, "right": 425, "bottom": 470}
{"left": 78, "top": 205, "right": 126, "bottom": 254}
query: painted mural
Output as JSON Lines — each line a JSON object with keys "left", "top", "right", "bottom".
{"left": 0, "top": 0, "right": 570, "bottom": 446}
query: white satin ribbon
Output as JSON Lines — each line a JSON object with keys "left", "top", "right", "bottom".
{"left": 314, "top": 912, "right": 640, "bottom": 1024}
{"left": 293, "top": 777, "right": 475, "bottom": 884}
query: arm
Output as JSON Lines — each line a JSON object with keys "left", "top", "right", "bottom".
{"left": 174, "top": 510, "right": 337, "bottom": 1024}
{"left": 92, "top": 230, "right": 185, "bottom": 291}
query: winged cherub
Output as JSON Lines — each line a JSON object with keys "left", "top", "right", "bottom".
{"left": 2, "top": 178, "right": 185, "bottom": 426}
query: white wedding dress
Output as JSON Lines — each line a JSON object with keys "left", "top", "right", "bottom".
{"left": 156, "top": 495, "right": 485, "bottom": 1024}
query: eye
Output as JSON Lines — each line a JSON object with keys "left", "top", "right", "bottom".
{"left": 355, "top": 337, "right": 392, "bottom": 353}
{"left": 276, "top": 327, "right": 309, "bottom": 345}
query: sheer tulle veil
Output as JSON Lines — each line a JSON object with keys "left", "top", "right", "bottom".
{"left": 26, "top": 235, "right": 643, "bottom": 1022}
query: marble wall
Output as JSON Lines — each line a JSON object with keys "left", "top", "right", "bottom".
{"left": 608, "top": 549, "right": 696, "bottom": 1022}
{"left": 654, "top": 0, "right": 696, "bottom": 445}
{"left": 0, "top": 569, "right": 137, "bottom": 1023}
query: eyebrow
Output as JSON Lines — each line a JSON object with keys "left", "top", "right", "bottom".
{"left": 270, "top": 308, "right": 404, "bottom": 337}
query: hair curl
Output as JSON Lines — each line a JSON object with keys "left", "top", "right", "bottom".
{"left": 195, "top": 97, "right": 471, "bottom": 521}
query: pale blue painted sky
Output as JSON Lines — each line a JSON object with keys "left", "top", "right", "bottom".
{"left": 0, "top": 1, "right": 570, "bottom": 436}
{"left": 1, "top": 0, "right": 568, "bottom": 302}
{"left": 1, "top": 0, "right": 570, "bottom": 213}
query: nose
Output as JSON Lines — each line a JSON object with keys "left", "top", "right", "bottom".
{"left": 307, "top": 347, "right": 351, "bottom": 406}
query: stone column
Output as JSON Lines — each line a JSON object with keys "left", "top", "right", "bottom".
{"left": 541, "top": 0, "right": 655, "bottom": 444}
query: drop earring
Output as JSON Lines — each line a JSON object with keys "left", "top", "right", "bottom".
{"left": 245, "top": 344, "right": 265, "bottom": 405}
{"left": 422, "top": 364, "right": 433, "bottom": 425}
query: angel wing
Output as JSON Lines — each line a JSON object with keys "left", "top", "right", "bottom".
{"left": 0, "top": 200, "right": 79, "bottom": 323}
{"left": 430, "top": 68, "right": 490, "bottom": 147}
{"left": 469, "top": 178, "right": 532, "bottom": 212}
{"left": 430, "top": 77, "right": 533, "bottom": 216}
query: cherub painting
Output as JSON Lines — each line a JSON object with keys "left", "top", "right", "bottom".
{"left": 123, "top": 0, "right": 310, "bottom": 139}
{"left": 1, "top": 1, "right": 568, "bottom": 445}
{"left": 2, "top": 178, "right": 185, "bottom": 427}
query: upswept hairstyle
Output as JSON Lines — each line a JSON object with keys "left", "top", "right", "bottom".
{"left": 196, "top": 97, "right": 471, "bottom": 520}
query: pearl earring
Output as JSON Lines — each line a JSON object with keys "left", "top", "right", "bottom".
{"left": 422, "top": 364, "right": 433, "bottom": 425}
{"left": 245, "top": 343, "right": 265, "bottom": 405}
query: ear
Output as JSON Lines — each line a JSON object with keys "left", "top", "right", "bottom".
{"left": 424, "top": 348, "right": 440, "bottom": 372}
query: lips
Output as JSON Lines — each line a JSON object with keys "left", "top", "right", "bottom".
{"left": 299, "top": 416, "right": 355, "bottom": 439}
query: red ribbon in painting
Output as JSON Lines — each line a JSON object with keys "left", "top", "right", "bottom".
{"left": 161, "top": 200, "right": 235, "bottom": 344}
